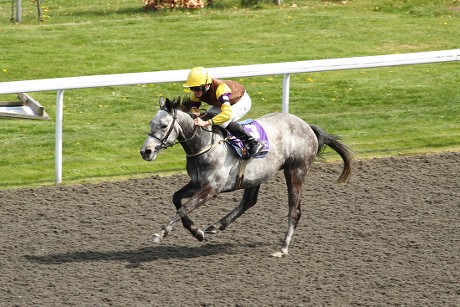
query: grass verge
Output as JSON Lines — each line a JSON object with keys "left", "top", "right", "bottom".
{"left": 0, "top": 0, "right": 459, "bottom": 189}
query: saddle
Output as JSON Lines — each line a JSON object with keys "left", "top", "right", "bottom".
{"left": 224, "top": 119, "right": 270, "bottom": 159}
{"left": 199, "top": 111, "right": 270, "bottom": 159}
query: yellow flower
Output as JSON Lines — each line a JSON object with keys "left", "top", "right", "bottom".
{"left": 2, "top": 68, "right": 8, "bottom": 74}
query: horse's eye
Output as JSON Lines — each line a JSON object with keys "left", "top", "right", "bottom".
{"left": 161, "top": 124, "right": 168, "bottom": 129}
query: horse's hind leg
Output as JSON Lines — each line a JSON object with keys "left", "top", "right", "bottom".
{"left": 205, "top": 185, "right": 260, "bottom": 234}
{"left": 272, "top": 168, "right": 306, "bottom": 257}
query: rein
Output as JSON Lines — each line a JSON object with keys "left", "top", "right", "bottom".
{"left": 185, "top": 129, "right": 225, "bottom": 158}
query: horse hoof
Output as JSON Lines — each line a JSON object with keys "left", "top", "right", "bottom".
{"left": 195, "top": 229, "right": 205, "bottom": 242}
{"left": 150, "top": 233, "right": 162, "bottom": 244}
{"left": 271, "top": 251, "right": 287, "bottom": 258}
{"left": 204, "top": 225, "right": 218, "bottom": 234}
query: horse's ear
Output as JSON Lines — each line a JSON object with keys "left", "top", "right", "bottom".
{"left": 165, "top": 98, "right": 173, "bottom": 111}
{"left": 159, "top": 96, "right": 172, "bottom": 112}
{"left": 171, "top": 96, "right": 181, "bottom": 110}
{"left": 159, "top": 96, "right": 166, "bottom": 109}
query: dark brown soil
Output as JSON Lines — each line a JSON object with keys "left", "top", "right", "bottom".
{"left": 1, "top": 152, "right": 459, "bottom": 306}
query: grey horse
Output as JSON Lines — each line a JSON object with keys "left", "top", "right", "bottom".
{"left": 140, "top": 96, "right": 352, "bottom": 257}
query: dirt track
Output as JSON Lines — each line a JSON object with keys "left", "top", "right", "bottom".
{"left": 1, "top": 152, "right": 459, "bottom": 306}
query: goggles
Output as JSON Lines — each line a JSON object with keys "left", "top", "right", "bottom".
{"left": 189, "top": 86, "right": 202, "bottom": 92}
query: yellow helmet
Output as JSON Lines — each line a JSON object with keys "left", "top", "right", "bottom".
{"left": 183, "top": 67, "right": 211, "bottom": 88}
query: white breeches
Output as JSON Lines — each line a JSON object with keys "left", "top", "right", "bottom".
{"left": 208, "top": 92, "right": 252, "bottom": 128}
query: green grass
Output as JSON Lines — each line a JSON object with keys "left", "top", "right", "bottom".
{"left": 0, "top": 0, "right": 459, "bottom": 189}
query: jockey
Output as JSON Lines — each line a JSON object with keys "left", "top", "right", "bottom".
{"left": 183, "top": 67, "right": 264, "bottom": 157}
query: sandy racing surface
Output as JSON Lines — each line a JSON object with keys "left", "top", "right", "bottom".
{"left": 1, "top": 152, "right": 459, "bottom": 306}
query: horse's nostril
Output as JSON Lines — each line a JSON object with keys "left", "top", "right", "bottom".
{"left": 142, "top": 149, "right": 152, "bottom": 157}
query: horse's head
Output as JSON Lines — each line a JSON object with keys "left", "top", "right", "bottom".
{"left": 140, "top": 96, "right": 195, "bottom": 161}
{"left": 140, "top": 96, "right": 180, "bottom": 161}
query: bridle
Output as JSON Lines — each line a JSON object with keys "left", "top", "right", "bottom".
{"left": 148, "top": 107, "right": 201, "bottom": 150}
{"left": 148, "top": 107, "right": 178, "bottom": 149}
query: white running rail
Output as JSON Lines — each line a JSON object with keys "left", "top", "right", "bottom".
{"left": 1, "top": 49, "right": 459, "bottom": 184}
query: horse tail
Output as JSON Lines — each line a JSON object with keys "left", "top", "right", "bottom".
{"left": 309, "top": 124, "right": 353, "bottom": 184}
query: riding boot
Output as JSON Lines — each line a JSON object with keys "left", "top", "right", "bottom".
{"left": 226, "top": 121, "right": 264, "bottom": 157}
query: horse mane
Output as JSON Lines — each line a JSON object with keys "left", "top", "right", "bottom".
{"left": 165, "top": 96, "right": 194, "bottom": 113}
{"left": 165, "top": 95, "right": 221, "bottom": 125}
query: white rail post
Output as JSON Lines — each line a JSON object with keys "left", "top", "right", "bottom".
{"left": 282, "top": 74, "right": 290, "bottom": 113}
{"left": 15, "top": 0, "right": 22, "bottom": 22}
{"left": 55, "top": 90, "right": 64, "bottom": 185}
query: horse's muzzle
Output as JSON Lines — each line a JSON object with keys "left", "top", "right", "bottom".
{"left": 140, "top": 147, "right": 159, "bottom": 161}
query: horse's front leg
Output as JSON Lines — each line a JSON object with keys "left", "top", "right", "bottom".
{"left": 171, "top": 181, "right": 203, "bottom": 241}
{"left": 205, "top": 186, "right": 260, "bottom": 235}
{"left": 151, "top": 183, "right": 220, "bottom": 244}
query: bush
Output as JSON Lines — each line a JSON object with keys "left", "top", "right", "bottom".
{"left": 143, "top": 0, "right": 204, "bottom": 10}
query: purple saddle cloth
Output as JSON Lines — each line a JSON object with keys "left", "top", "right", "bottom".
{"left": 226, "top": 119, "right": 270, "bottom": 159}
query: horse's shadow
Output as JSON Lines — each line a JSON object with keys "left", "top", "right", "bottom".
{"left": 23, "top": 242, "right": 266, "bottom": 268}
